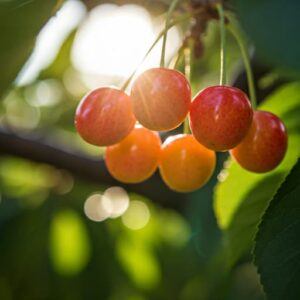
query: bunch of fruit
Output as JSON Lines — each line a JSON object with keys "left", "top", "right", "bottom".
{"left": 74, "top": 67, "right": 288, "bottom": 193}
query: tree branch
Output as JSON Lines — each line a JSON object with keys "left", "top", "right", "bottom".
{"left": 0, "top": 127, "right": 187, "bottom": 211}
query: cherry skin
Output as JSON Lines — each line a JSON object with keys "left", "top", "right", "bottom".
{"left": 105, "top": 126, "right": 161, "bottom": 183}
{"left": 159, "top": 134, "right": 216, "bottom": 193}
{"left": 230, "top": 111, "right": 288, "bottom": 173}
{"left": 189, "top": 86, "right": 253, "bottom": 151}
{"left": 75, "top": 87, "right": 136, "bottom": 146}
{"left": 130, "top": 68, "right": 192, "bottom": 131}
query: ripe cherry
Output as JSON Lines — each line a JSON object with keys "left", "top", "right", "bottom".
{"left": 189, "top": 86, "right": 253, "bottom": 151}
{"left": 230, "top": 111, "right": 288, "bottom": 173}
{"left": 159, "top": 134, "right": 216, "bottom": 193}
{"left": 105, "top": 126, "right": 161, "bottom": 183}
{"left": 130, "top": 68, "right": 192, "bottom": 131}
{"left": 75, "top": 87, "right": 136, "bottom": 146}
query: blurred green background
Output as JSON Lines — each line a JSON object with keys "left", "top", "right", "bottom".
{"left": 0, "top": 0, "right": 300, "bottom": 299}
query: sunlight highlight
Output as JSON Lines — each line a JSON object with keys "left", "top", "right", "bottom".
{"left": 72, "top": 4, "right": 181, "bottom": 88}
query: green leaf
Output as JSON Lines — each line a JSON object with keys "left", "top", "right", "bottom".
{"left": 214, "top": 82, "right": 300, "bottom": 266}
{"left": 234, "top": 0, "right": 300, "bottom": 75}
{"left": 40, "top": 29, "right": 76, "bottom": 79}
{"left": 254, "top": 159, "right": 300, "bottom": 300}
{"left": 0, "top": 0, "right": 62, "bottom": 98}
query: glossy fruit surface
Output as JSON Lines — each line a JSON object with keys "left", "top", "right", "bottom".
{"left": 105, "top": 126, "right": 161, "bottom": 183}
{"left": 230, "top": 111, "right": 288, "bottom": 173}
{"left": 159, "top": 134, "right": 216, "bottom": 192}
{"left": 130, "top": 68, "right": 192, "bottom": 131}
{"left": 75, "top": 87, "right": 136, "bottom": 146}
{"left": 189, "top": 85, "right": 253, "bottom": 151}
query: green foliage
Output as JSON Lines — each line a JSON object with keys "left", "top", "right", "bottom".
{"left": 234, "top": 0, "right": 300, "bottom": 75}
{"left": 0, "top": 1, "right": 299, "bottom": 299}
{"left": 214, "top": 83, "right": 300, "bottom": 266}
{"left": 0, "top": 0, "right": 62, "bottom": 98}
{"left": 254, "top": 159, "right": 300, "bottom": 300}
{"left": 117, "top": 236, "right": 161, "bottom": 290}
{"left": 49, "top": 209, "right": 91, "bottom": 276}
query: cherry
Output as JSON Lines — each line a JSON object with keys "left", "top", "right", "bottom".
{"left": 159, "top": 134, "right": 216, "bottom": 193}
{"left": 230, "top": 111, "right": 288, "bottom": 173}
{"left": 189, "top": 86, "right": 253, "bottom": 151}
{"left": 130, "top": 68, "right": 192, "bottom": 131}
{"left": 105, "top": 126, "right": 161, "bottom": 183}
{"left": 75, "top": 87, "right": 136, "bottom": 146}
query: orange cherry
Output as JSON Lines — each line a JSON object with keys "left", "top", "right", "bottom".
{"left": 105, "top": 126, "right": 161, "bottom": 183}
{"left": 130, "top": 68, "right": 192, "bottom": 131}
{"left": 230, "top": 111, "right": 288, "bottom": 173}
{"left": 159, "top": 134, "right": 216, "bottom": 192}
{"left": 75, "top": 87, "right": 136, "bottom": 146}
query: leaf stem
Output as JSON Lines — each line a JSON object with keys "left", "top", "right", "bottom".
{"left": 227, "top": 17, "right": 257, "bottom": 109}
{"left": 216, "top": 3, "right": 227, "bottom": 86}
{"left": 160, "top": 0, "right": 180, "bottom": 68}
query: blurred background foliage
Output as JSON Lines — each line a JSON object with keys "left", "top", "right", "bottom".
{"left": 0, "top": 0, "right": 299, "bottom": 299}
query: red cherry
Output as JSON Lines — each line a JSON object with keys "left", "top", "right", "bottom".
{"left": 105, "top": 126, "right": 161, "bottom": 183}
{"left": 189, "top": 86, "right": 253, "bottom": 151}
{"left": 230, "top": 111, "right": 288, "bottom": 173}
{"left": 75, "top": 87, "right": 136, "bottom": 146}
{"left": 159, "top": 134, "right": 216, "bottom": 193}
{"left": 130, "top": 68, "right": 192, "bottom": 131}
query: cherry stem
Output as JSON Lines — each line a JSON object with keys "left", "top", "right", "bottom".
{"left": 227, "top": 17, "right": 257, "bottom": 109}
{"left": 183, "top": 39, "right": 193, "bottom": 135}
{"left": 216, "top": 3, "right": 227, "bottom": 86}
{"left": 168, "top": 46, "right": 183, "bottom": 70}
{"left": 160, "top": 0, "right": 180, "bottom": 68}
{"left": 121, "top": 8, "right": 202, "bottom": 91}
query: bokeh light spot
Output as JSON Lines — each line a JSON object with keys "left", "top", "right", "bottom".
{"left": 122, "top": 200, "right": 150, "bottom": 230}
{"left": 84, "top": 193, "right": 110, "bottom": 222}
{"left": 25, "top": 79, "right": 63, "bottom": 107}
{"left": 49, "top": 209, "right": 91, "bottom": 276}
{"left": 4, "top": 91, "right": 40, "bottom": 129}
{"left": 102, "top": 186, "right": 129, "bottom": 219}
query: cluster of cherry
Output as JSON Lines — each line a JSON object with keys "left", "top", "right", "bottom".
{"left": 75, "top": 67, "right": 287, "bottom": 193}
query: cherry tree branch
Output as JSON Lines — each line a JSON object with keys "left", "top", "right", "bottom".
{"left": 0, "top": 127, "right": 187, "bottom": 211}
